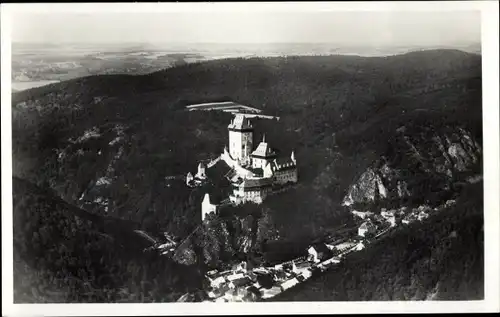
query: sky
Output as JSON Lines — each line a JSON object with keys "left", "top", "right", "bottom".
{"left": 10, "top": 8, "right": 481, "bottom": 46}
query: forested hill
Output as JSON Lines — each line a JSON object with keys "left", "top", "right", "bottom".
{"left": 273, "top": 181, "right": 484, "bottom": 301}
{"left": 12, "top": 177, "right": 202, "bottom": 303}
{"left": 11, "top": 49, "right": 482, "bottom": 277}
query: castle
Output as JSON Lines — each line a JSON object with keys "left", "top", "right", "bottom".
{"left": 224, "top": 114, "right": 298, "bottom": 204}
{"left": 194, "top": 113, "right": 298, "bottom": 221}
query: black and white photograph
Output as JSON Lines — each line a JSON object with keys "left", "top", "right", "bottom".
{"left": 1, "top": 1, "right": 499, "bottom": 315}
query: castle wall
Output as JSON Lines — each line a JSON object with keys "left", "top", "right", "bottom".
{"left": 274, "top": 168, "right": 298, "bottom": 184}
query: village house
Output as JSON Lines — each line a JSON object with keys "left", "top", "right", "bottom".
{"left": 418, "top": 210, "right": 430, "bottom": 221}
{"left": 299, "top": 269, "right": 313, "bottom": 281}
{"left": 245, "top": 285, "right": 262, "bottom": 300}
{"left": 280, "top": 278, "right": 300, "bottom": 292}
{"left": 358, "top": 221, "right": 377, "bottom": 237}
{"left": 226, "top": 272, "right": 246, "bottom": 282}
{"left": 402, "top": 214, "right": 417, "bottom": 225}
{"left": 228, "top": 276, "right": 252, "bottom": 289}
{"left": 381, "top": 209, "right": 398, "bottom": 227}
{"left": 356, "top": 241, "right": 366, "bottom": 251}
{"left": 260, "top": 286, "right": 282, "bottom": 299}
{"left": 307, "top": 243, "right": 333, "bottom": 263}
{"left": 273, "top": 269, "right": 288, "bottom": 282}
{"left": 208, "top": 275, "right": 226, "bottom": 289}
{"left": 351, "top": 210, "right": 374, "bottom": 220}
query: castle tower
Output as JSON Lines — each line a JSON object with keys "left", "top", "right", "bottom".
{"left": 196, "top": 162, "right": 207, "bottom": 179}
{"left": 291, "top": 151, "right": 296, "bottom": 164}
{"left": 186, "top": 172, "right": 194, "bottom": 186}
{"left": 202, "top": 193, "right": 217, "bottom": 221}
{"left": 251, "top": 134, "right": 277, "bottom": 169}
{"left": 228, "top": 114, "right": 253, "bottom": 166}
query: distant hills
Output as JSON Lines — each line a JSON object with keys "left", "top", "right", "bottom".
{"left": 12, "top": 43, "right": 481, "bottom": 89}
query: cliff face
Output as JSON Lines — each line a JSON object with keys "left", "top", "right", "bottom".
{"left": 342, "top": 125, "right": 481, "bottom": 208}
{"left": 173, "top": 208, "right": 280, "bottom": 269}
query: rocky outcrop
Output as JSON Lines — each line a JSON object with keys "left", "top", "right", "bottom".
{"left": 173, "top": 208, "right": 280, "bottom": 269}
{"left": 343, "top": 125, "right": 481, "bottom": 207}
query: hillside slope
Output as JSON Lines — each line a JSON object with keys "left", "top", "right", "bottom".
{"left": 273, "top": 182, "right": 484, "bottom": 301}
{"left": 12, "top": 177, "right": 201, "bottom": 303}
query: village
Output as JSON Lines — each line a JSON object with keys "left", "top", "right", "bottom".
{"left": 194, "top": 197, "right": 458, "bottom": 302}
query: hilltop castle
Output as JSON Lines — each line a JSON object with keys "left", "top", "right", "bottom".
{"left": 193, "top": 113, "right": 298, "bottom": 221}
{"left": 224, "top": 114, "right": 298, "bottom": 204}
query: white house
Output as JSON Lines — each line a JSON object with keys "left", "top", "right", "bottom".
{"left": 351, "top": 210, "right": 374, "bottom": 220}
{"left": 280, "top": 278, "right": 299, "bottom": 292}
{"left": 307, "top": 244, "right": 331, "bottom": 263}
{"left": 226, "top": 273, "right": 246, "bottom": 282}
{"left": 418, "top": 211, "right": 429, "bottom": 221}
{"left": 358, "top": 221, "right": 377, "bottom": 237}
{"left": 356, "top": 242, "right": 366, "bottom": 251}
{"left": 209, "top": 276, "right": 226, "bottom": 289}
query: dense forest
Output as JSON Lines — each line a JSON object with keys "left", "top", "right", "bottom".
{"left": 11, "top": 49, "right": 483, "bottom": 301}
{"left": 13, "top": 177, "right": 203, "bottom": 303}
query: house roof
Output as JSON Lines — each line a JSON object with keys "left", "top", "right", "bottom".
{"left": 359, "top": 221, "right": 377, "bottom": 230}
{"left": 295, "top": 261, "right": 312, "bottom": 269}
{"left": 309, "top": 243, "right": 331, "bottom": 255}
{"left": 227, "top": 273, "right": 245, "bottom": 281}
{"left": 230, "top": 276, "right": 252, "bottom": 287}
{"left": 280, "top": 278, "right": 299, "bottom": 289}
{"left": 246, "top": 286, "right": 262, "bottom": 297}
{"left": 211, "top": 276, "right": 226, "bottom": 286}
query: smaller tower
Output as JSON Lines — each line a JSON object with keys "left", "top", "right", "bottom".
{"left": 186, "top": 172, "right": 194, "bottom": 186}
{"left": 291, "top": 261, "right": 299, "bottom": 275}
{"left": 263, "top": 161, "right": 274, "bottom": 178}
{"left": 202, "top": 193, "right": 217, "bottom": 221}
{"left": 196, "top": 162, "right": 207, "bottom": 179}
{"left": 291, "top": 151, "right": 296, "bottom": 164}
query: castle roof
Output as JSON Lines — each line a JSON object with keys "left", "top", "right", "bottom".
{"left": 203, "top": 193, "right": 213, "bottom": 205}
{"left": 271, "top": 157, "right": 297, "bottom": 171}
{"left": 228, "top": 114, "right": 253, "bottom": 131}
{"left": 238, "top": 177, "right": 273, "bottom": 191}
{"left": 251, "top": 141, "right": 276, "bottom": 158}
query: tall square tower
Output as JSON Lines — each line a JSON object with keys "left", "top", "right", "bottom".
{"left": 228, "top": 114, "right": 253, "bottom": 166}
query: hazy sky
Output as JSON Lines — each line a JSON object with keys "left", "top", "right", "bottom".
{"left": 11, "top": 10, "right": 481, "bottom": 46}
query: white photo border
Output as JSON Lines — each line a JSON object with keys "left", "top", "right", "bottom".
{"left": 2, "top": 1, "right": 499, "bottom": 315}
